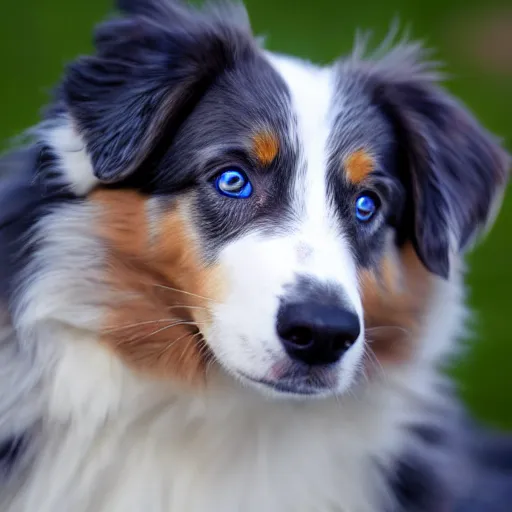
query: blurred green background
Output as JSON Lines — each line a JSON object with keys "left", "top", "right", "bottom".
{"left": 1, "top": 0, "right": 511, "bottom": 427}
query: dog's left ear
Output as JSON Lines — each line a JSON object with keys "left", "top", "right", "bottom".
{"left": 358, "top": 45, "right": 510, "bottom": 278}
{"left": 59, "top": 0, "right": 254, "bottom": 184}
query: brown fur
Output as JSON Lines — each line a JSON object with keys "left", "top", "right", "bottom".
{"left": 344, "top": 150, "right": 375, "bottom": 184}
{"left": 252, "top": 130, "right": 279, "bottom": 166}
{"left": 91, "top": 190, "right": 224, "bottom": 384}
{"left": 361, "top": 244, "right": 434, "bottom": 367}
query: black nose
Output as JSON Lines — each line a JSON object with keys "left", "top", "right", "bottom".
{"left": 276, "top": 302, "right": 360, "bottom": 366}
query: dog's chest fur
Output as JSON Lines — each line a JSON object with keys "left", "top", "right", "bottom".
{"left": 16, "top": 401, "right": 399, "bottom": 510}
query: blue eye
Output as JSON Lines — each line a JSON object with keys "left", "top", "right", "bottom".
{"left": 214, "top": 168, "right": 252, "bottom": 198}
{"left": 355, "top": 194, "right": 378, "bottom": 222}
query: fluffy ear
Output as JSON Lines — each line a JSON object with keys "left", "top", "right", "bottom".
{"left": 356, "top": 43, "right": 510, "bottom": 278}
{"left": 60, "top": 0, "right": 254, "bottom": 183}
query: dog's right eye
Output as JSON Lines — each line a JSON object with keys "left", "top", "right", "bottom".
{"left": 355, "top": 193, "right": 379, "bottom": 222}
{"left": 214, "top": 168, "right": 253, "bottom": 198}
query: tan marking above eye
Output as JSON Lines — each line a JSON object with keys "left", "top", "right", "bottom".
{"left": 344, "top": 150, "right": 375, "bottom": 184}
{"left": 252, "top": 130, "right": 279, "bottom": 166}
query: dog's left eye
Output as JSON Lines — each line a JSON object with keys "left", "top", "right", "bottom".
{"left": 355, "top": 194, "right": 379, "bottom": 222}
{"left": 214, "top": 168, "right": 253, "bottom": 198}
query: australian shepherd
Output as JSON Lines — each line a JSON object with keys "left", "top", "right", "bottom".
{"left": 0, "top": 0, "right": 510, "bottom": 510}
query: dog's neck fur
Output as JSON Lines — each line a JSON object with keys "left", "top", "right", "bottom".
{"left": 1, "top": 258, "right": 467, "bottom": 512}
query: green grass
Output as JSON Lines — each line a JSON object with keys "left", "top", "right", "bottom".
{"left": 1, "top": 0, "right": 511, "bottom": 428}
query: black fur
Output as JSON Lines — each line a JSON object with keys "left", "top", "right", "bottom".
{"left": 455, "top": 426, "right": 512, "bottom": 511}
{"left": 387, "top": 419, "right": 512, "bottom": 512}
{"left": 373, "top": 73, "right": 509, "bottom": 278}
{"left": 390, "top": 455, "right": 451, "bottom": 512}
{"left": 0, "top": 145, "right": 77, "bottom": 302}
{"left": 0, "top": 435, "right": 29, "bottom": 477}
{"left": 61, "top": 0, "right": 256, "bottom": 184}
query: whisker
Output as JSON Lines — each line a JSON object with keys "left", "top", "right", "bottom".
{"left": 158, "top": 332, "right": 193, "bottom": 357}
{"left": 178, "top": 333, "right": 203, "bottom": 365}
{"left": 197, "top": 339, "right": 211, "bottom": 360}
{"left": 116, "top": 321, "right": 204, "bottom": 346}
{"left": 166, "top": 304, "right": 208, "bottom": 312}
{"left": 365, "top": 325, "right": 410, "bottom": 335}
{"left": 153, "top": 284, "right": 215, "bottom": 304}
{"left": 204, "top": 348, "right": 217, "bottom": 379}
{"left": 104, "top": 318, "right": 184, "bottom": 333}
{"left": 158, "top": 330, "right": 203, "bottom": 357}
{"left": 363, "top": 343, "right": 386, "bottom": 377}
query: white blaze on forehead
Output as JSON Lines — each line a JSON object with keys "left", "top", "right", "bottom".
{"left": 266, "top": 53, "right": 361, "bottom": 314}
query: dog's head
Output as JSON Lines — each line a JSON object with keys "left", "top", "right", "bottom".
{"left": 9, "top": 0, "right": 508, "bottom": 399}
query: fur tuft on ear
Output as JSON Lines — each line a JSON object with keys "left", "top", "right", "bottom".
{"left": 116, "top": 0, "right": 250, "bottom": 31}
{"left": 60, "top": 0, "right": 254, "bottom": 183}
{"left": 116, "top": 0, "right": 184, "bottom": 19}
{"left": 343, "top": 40, "right": 510, "bottom": 278}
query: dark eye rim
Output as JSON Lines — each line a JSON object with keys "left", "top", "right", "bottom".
{"left": 207, "top": 163, "right": 248, "bottom": 182}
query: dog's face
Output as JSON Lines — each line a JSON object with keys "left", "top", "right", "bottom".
{"left": 179, "top": 55, "right": 370, "bottom": 396}
{"left": 21, "top": 0, "right": 508, "bottom": 398}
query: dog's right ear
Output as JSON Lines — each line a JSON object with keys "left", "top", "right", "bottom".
{"left": 60, "top": 0, "right": 254, "bottom": 184}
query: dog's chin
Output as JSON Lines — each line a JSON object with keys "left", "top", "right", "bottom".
{"left": 237, "top": 373, "right": 334, "bottom": 399}
{"left": 232, "top": 365, "right": 348, "bottom": 400}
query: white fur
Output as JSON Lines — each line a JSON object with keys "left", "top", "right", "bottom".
{"left": 266, "top": 54, "right": 361, "bottom": 308}
{"left": 4, "top": 56, "right": 469, "bottom": 512}
{"left": 42, "top": 118, "right": 99, "bottom": 195}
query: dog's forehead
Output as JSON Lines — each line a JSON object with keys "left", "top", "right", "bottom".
{"left": 261, "top": 53, "right": 395, "bottom": 172}
{"left": 173, "top": 53, "right": 293, "bottom": 155}
{"left": 170, "top": 49, "right": 394, "bottom": 178}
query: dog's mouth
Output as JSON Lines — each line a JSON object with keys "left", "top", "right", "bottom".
{"left": 237, "top": 366, "right": 339, "bottom": 397}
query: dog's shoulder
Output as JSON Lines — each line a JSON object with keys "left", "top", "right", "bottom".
{"left": 388, "top": 415, "right": 512, "bottom": 512}
{"left": 0, "top": 146, "right": 42, "bottom": 300}
{"left": 454, "top": 424, "right": 512, "bottom": 512}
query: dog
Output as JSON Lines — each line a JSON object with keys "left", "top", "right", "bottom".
{"left": 0, "top": 0, "right": 510, "bottom": 510}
